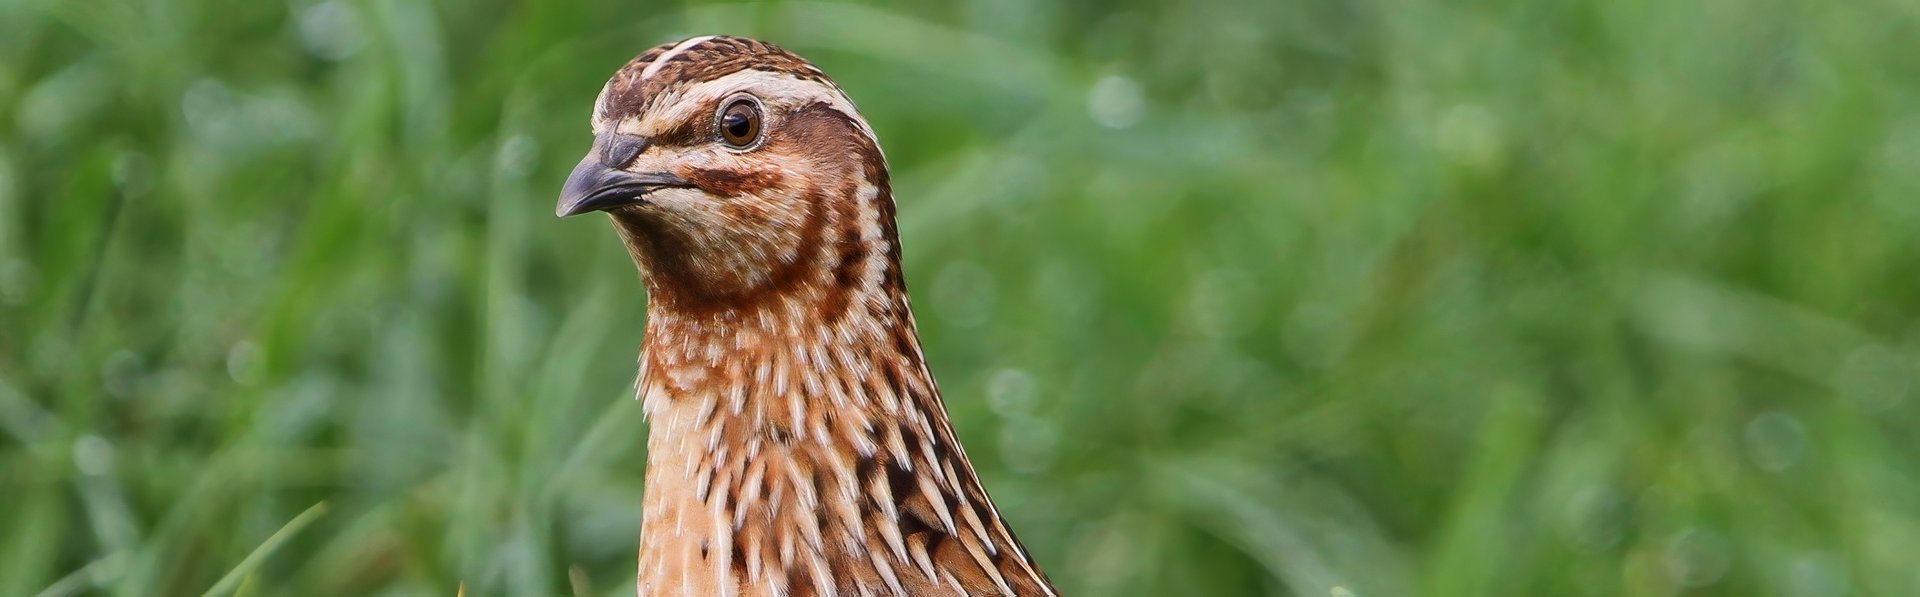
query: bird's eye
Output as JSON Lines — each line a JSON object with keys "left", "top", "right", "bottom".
{"left": 717, "top": 97, "right": 762, "bottom": 149}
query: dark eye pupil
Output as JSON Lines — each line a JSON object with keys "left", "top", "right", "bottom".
{"left": 724, "top": 113, "right": 751, "bottom": 138}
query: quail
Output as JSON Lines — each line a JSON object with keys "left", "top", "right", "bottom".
{"left": 556, "top": 35, "right": 1058, "bottom": 597}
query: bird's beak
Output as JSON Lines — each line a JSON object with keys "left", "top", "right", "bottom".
{"left": 555, "top": 133, "right": 690, "bottom": 217}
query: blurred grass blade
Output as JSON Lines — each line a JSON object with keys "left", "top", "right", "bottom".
{"left": 201, "top": 502, "right": 329, "bottom": 597}
{"left": 33, "top": 553, "right": 125, "bottom": 597}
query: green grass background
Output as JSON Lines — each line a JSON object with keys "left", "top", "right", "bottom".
{"left": 3, "top": 0, "right": 1919, "bottom": 595}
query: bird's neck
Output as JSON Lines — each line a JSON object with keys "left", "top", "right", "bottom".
{"left": 636, "top": 283, "right": 925, "bottom": 425}
{"left": 630, "top": 281, "right": 1052, "bottom": 595}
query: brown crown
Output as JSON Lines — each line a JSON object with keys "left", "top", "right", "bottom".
{"left": 601, "top": 36, "right": 831, "bottom": 122}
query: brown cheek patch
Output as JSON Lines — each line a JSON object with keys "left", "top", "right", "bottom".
{"left": 683, "top": 167, "right": 789, "bottom": 197}
{"left": 770, "top": 103, "right": 866, "bottom": 158}
{"left": 758, "top": 102, "right": 898, "bottom": 323}
{"left": 784, "top": 102, "right": 903, "bottom": 296}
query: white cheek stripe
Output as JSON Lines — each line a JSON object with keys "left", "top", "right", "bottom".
{"left": 642, "top": 35, "right": 719, "bottom": 81}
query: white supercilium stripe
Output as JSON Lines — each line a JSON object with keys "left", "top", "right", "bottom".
{"left": 648, "top": 69, "right": 881, "bottom": 150}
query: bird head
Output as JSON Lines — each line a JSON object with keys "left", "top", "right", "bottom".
{"left": 557, "top": 36, "right": 898, "bottom": 314}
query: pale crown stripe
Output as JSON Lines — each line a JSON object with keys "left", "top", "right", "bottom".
{"left": 642, "top": 35, "right": 719, "bottom": 80}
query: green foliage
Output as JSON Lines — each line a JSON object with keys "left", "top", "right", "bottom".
{"left": 3, "top": 0, "right": 1918, "bottom": 595}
